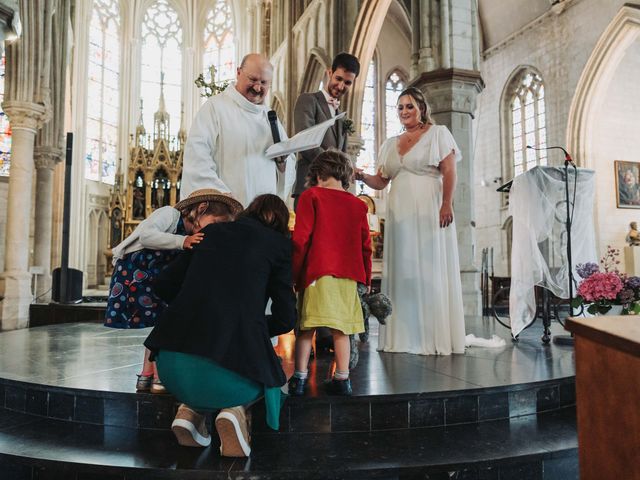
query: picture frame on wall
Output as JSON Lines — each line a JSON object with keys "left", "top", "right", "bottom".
{"left": 615, "top": 160, "right": 640, "bottom": 209}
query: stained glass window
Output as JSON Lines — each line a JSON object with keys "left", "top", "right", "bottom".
{"left": 385, "top": 71, "right": 404, "bottom": 139}
{"left": 140, "top": 0, "right": 182, "bottom": 138}
{"left": 358, "top": 60, "right": 376, "bottom": 195}
{"left": 85, "top": 0, "right": 119, "bottom": 184}
{"left": 511, "top": 71, "right": 546, "bottom": 177}
{"left": 203, "top": 0, "right": 235, "bottom": 84}
{"left": 0, "top": 54, "right": 11, "bottom": 176}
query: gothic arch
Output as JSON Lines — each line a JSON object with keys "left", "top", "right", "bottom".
{"left": 383, "top": 66, "right": 408, "bottom": 84}
{"left": 345, "top": 0, "right": 393, "bottom": 123}
{"left": 567, "top": 4, "right": 640, "bottom": 167}
{"left": 499, "top": 65, "right": 546, "bottom": 182}
{"left": 298, "top": 48, "right": 330, "bottom": 95}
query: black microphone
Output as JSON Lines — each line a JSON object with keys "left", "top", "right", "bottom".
{"left": 267, "top": 110, "right": 281, "bottom": 144}
{"left": 526, "top": 145, "right": 573, "bottom": 165}
{"left": 267, "top": 110, "right": 285, "bottom": 167}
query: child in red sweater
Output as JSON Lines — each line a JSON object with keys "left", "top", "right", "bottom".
{"left": 289, "top": 150, "right": 372, "bottom": 396}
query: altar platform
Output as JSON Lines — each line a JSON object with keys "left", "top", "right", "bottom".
{"left": 0, "top": 317, "right": 578, "bottom": 479}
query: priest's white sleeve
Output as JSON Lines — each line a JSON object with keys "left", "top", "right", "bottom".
{"left": 180, "top": 100, "right": 231, "bottom": 200}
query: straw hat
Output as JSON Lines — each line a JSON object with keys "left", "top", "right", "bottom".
{"left": 174, "top": 188, "right": 243, "bottom": 216}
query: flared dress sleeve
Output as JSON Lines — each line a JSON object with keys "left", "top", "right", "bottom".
{"left": 376, "top": 138, "right": 395, "bottom": 179}
{"left": 429, "top": 125, "right": 462, "bottom": 166}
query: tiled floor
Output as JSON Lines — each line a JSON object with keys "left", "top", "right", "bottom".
{"left": 0, "top": 317, "right": 574, "bottom": 396}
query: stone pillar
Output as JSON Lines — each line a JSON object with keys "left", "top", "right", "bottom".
{"left": 0, "top": 0, "right": 56, "bottom": 330}
{"left": 411, "top": 0, "right": 437, "bottom": 77}
{"left": 409, "top": 0, "right": 483, "bottom": 315}
{"left": 346, "top": 134, "right": 364, "bottom": 196}
{"left": 0, "top": 102, "right": 47, "bottom": 329}
{"left": 33, "top": 147, "right": 62, "bottom": 302}
{"left": 412, "top": 69, "right": 484, "bottom": 315}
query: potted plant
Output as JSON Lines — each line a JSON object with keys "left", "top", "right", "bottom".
{"left": 572, "top": 246, "right": 640, "bottom": 315}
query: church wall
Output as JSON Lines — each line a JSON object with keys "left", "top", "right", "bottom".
{"left": 474, "top": 0, "right": 632, "bottom": 276}
{"left": 0, "top": 178, "right": 7, "bottom": 272}
{"left": 591, "top": 37, "right": 640, "bottom": 261}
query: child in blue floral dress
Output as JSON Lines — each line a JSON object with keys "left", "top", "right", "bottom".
{"left": 105, "top": 189, "right": 242, "bottom": 393}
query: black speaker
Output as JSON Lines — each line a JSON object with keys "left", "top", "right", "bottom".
{"left": 52, "top": 267, "right": 83, "bottom": 304}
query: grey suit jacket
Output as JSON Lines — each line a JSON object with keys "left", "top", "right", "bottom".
{"left": 293, "top": 91, "right": 346, "bottom": 196}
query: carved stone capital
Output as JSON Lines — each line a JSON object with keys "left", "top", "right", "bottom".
{"left": 34, "top": 146, "right": 64, "bottom": 170}
{"left": 1, "top": 100, "right": 47, "bottom": 132}
{"left": 410, "top": 69, "right": 485, "bottom": 117}
{"left": 346, "top": 134, "right": 365, "bottom": 158}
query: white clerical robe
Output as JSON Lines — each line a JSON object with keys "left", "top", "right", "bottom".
{"left": 181, "top": 84, "right": 296, "bottom": 206}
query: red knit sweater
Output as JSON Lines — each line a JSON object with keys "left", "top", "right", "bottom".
{"left": 292, "top": 186, "right": 372, "bottom": 290}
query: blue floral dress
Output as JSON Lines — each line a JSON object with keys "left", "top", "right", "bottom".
{"left": 104, "top": 219, "right": 185, "bottom": 329}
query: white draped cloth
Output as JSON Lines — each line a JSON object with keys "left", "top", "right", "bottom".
{"left": 181, "top": 83, "right": 296, "bottom": 206}
{"left": 377, "top": 125, "right": 466, "bottom": 355}
{"left": 508, "top": 166, "right": 597, "bottom": 337}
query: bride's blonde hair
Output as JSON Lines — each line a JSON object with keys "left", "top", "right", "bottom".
{"left": 398, "top": 87, "right": 434, "bottom": 125}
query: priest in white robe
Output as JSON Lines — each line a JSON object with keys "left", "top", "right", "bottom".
{"left": 181, "top": 54, "right": 296, "bottom": 206}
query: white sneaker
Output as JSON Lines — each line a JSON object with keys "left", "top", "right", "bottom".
{"left": 171, "top": 404, "right": 211, "bottom": 447}
{"left": 215, "top": 406, "right": 251, "bottom": 457}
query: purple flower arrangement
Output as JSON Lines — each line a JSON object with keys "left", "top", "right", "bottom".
{"left": 573, "top": 246, "right": 640, "bottom": 315}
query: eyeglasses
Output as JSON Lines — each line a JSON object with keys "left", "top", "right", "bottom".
{"left": 240, "top": 68, "right": 271, "bottom": 87}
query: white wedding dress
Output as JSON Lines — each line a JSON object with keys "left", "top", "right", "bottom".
{"left": 377, "top": 125, "right": 466, "bottom": 355}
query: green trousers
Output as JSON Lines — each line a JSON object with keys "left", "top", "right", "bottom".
{"left": 156, "top": 350, "right": 284, "bottom": 430}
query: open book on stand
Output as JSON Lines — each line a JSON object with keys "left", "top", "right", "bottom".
{"left": 265, "top": 112, "right": 346, "bottom": 159}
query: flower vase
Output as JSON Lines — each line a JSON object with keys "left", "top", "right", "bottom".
{"left": 602, "top": 305, "right": 624, "bottom": 316}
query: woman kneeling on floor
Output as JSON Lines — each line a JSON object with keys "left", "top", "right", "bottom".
{"left": 144, "top": 194, "right": 296, "bottom": 457}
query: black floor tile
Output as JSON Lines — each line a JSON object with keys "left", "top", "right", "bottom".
{"left": 26, "top": 388, "right": 48, "bottom": 416}
{"left": 48, "top": 392, "right": 75, "bottom": 421}
{"left": 75, "top": 395, "right": 104, "bottom": 425}
{"left": 5, "top": 385, "right": 26, "bottom": 412}
{"left": 543, "top": 454, "right": 579, "bottom": 480}
{"left": 288, "top": 402, "right": 330, "bottom": 433}
{"left": 508, "top": 389, "right": 536, "bottom": 417}
{"left": 104, "top": 396, "right": 137, "bottom": 428}
{"left": 537, "top": 386, "right": 560, "bottom": 412}
{"left": 445, "top": 395, "right": 478, "bottom": 425}
{"left": 499, "top": 460, "right": 543, "bottom": 480}
{"left": 331, "top": 400, "right": 370, "bottom": 432}
{"left": 371, "top": 400, "right": 408, "bottom": 430}
{"left": 478, "top": 392, "right": 508, "bottom": 421}
{"left": 409, "top": 398, "right": 444, "bottom": 428}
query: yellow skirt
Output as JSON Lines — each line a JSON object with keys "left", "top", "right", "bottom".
{"left": 298, "top": 276, "right": 364, "bottom": 335}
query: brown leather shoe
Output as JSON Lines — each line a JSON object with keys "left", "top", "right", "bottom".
{"left": 171, "top": 404, "right": 211, "bottom": 447}
{"left": 135, "top": 374, "right": 153, "bottom": 392}
{"left": 150, "top": 378, "right": 167, "bottom": 394}
{"left": 215, "top": 406, "right": 251, "bottom": 457}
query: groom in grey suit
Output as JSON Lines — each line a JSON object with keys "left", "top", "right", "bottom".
{"left": 293, "top": 53, "right": 360, "bottom": 206}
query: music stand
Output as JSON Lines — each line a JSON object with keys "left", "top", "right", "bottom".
{"left": 496, "top": 180, "right": 513, "bottom": 193}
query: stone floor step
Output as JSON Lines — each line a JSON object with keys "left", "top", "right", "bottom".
{"left": 0, "top": 407, "right": 578, "bottom": 480}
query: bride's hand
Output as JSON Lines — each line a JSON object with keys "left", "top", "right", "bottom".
{"left": 439, "top": 204, "right": 454, "bottom": 228}
{"left": 354, "top": 168, "right": 365, "bottom": 182}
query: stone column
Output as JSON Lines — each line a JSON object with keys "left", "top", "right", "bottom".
{"left": 346, "top": 134, "right": 364, "bottom": 196}
{"left": 33, "top": 147, "right": 62, "bottom": 302}
{"left": 0, "top": 0, "right": 56, "bottom": 330}
{"left": 0, "top": 102, "right": 47, "bottom": 329}
{"left": 412, "top": 69, "right": 484, "bottom": 315}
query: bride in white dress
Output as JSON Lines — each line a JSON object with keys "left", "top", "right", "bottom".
{"left": 356, "top": 87, "right": 465, "bottom": 355}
